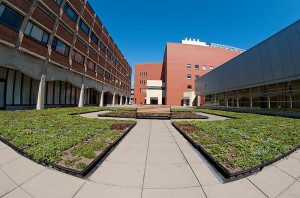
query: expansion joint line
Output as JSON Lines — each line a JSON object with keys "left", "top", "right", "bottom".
{"left": 163, "top": 120, "right": 208, "bottom": 198}
{"left": 141, "top": 120, "right": 152, "bottom": 198}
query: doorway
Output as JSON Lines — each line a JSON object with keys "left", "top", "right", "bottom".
{"left": 0, "top": 80, "right": 6, "bottom": 110}
{"left": 150, "top": 97, "right": 158, "bottom": 105}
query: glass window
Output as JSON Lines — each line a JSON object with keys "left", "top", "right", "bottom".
{"left": 73, "top": 51, "right": 84, "bottom": 65}
{"left": 187, "top": 85, "right": 192, "bottom": 89}
{"left": 79, "top": 19, "right": 89, "bottom": 35}
{"left": 87, "top": 60, "right": 95, "bottom": 71}
{"left": 24, "top": 21, "right": 33, "bottom": 35}
{"left": 52, "top": 37, "right": 70, "bottom": 56}
{"left": 195, "top": 75, "right": 200, "bottom": 79}
{"left": 105, "top": 71, "right": 110, "bottom": 79}
{"left": 202, "top": 65, "right": 207, "bottom": 70}
{"left": 97, "top": 66, "right": 104, "bottom": 76}
{"left": 24, "top": 21, "right": 49, "bottom": 44}
{"left": 54, "top": 0, "right": 63, "bottom": 6}
{"left": 0, "top": 4, "right": 24, "bottom": 31}
{"left": 100, "top": 42, "right": 106, "bottom": 52}
{"left": 187, "top": 74, "right": 191, "bottom": 79}
{"left": 210, "top": 66, "right": 214, "bottom": 70}
{"left": 195, "top": 64, "right": 199, "bottom": 70}
{"left": 90, "top": 32, "right": 99, "bottom": 45}
{"left": 63, "top": 4, "right": 78, "bottom": 22}
{"left": 187, "top": 64, "right": 191, "bottom": 69}
{"left": 0, "top": 4, "right": 4, "bottom": 17}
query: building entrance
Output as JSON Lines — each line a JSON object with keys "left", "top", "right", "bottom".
{"left": 150, "top": 97, "right": 158, "bottom": 105}
{"left": 0, "top": 80, "right": 6, "bottom": 110}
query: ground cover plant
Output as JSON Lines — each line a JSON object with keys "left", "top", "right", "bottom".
{"left": 171, "top": 111, "right": 208, "bottom": 119}
{"left": 99, "top": 110, "right": 137, "bottom": 118}
{"left": 173, "top": 109, "right": 300, "bottom": 175}
{"left": 0, "top": 107, "right": 135, "bottom": 171}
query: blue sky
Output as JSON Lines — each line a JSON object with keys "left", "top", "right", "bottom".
{"left": 89, "top": 0, "right": 300, "bottom": 83}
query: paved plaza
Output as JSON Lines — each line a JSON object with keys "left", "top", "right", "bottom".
{"left": 0, "top": 113, "right": 300, "bottom": 198}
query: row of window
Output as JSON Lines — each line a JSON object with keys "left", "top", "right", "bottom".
{"left": 187, "top": 74, "right": 201, "bottom": 79}
{"left": 187, "top": 64, "right": 214, "bottom": 71}
{"left": 0, "top": 4, "right": 129, "bottom": 91}
{"left": 140, "top": 72, "right": 148, "bottom": 77}
{"left": 140, "top": 80, "right": 147, "bottom": 85}
{"left": 56, "top": 1, "right": 121, "bottom": 68}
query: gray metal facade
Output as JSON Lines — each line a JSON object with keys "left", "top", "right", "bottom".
{"left": 196, "top": 20, "right": 300, "bottom": 95}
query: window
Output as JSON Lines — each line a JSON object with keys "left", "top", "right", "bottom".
{"left": 63, "top": 4, "right": 78, "bottom": 22}
{"left": 100, "top": 42, "right": 106, "bottom": 52}
{"left": 79, "top": 19, "right": 89, "bottom": 35}
{"left": 54, "top": 0, "right": 63, "bottom": 6}
{"left": 97, "top": 66, "right": 104, "bottom": 76}
{"left": 187, "top": 85, "right": 192, "bottom": 90}
{"left": 52, "top": 37, "right": 70, "bottom": 56}
{"left": 210, "top": 66, "right": 214, "bottom": 70}
{"left": 195, "top": 75, "right": 200, "bottom": 79}
{"left": 90, "top": 32, "right": 99, "bottom": 45}
{"left": 105, "top": 71, "right": 110, "bottom": 79}
{"left": 73, "top": 51, "right": 84, "bottom": 65}
{"left": 24, "top": 21, "right": 49, "bottom": 44}
{"left": 87, "top": 60, "right": 95, "bottom": 71}
{"left": 0, "top": 4, "right": 24, "bottom": 31}
{"left": 187, "top": 64, "right": 191, "bottom": 69}
{"left": 202, "top": 65, "right": 207, "bottom": 70}
{"left": 187, "top": 74, "right": 191, "bottom": 79}
{"left": 195, "top": 64, "right": 199, "bottom": 70}
{"left": 106, "top": 50, "right": 112, "bottom": 58}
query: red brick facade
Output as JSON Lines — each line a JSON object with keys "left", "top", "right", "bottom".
{"left": 134, "top": 43, "right": 240, "bottom": 106}
{"left": 0, "top": 0, "right": 131, "bottom": 94}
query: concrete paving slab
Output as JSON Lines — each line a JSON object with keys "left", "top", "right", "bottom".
{"left": 116, "top": 139, "right": 149, "bottom": 150}
{"left": 0, "top": 169, "right": 17, "bottom": 197}
{"left": 203, "top": 179, "right": 266, "bottom": 198}
{"left": 179, "top": 148, "right": 206, "bottom": 164}
{"left": 275, "top": 156, "right": 300, "bottom": 179}
{"left": 143, "top": 163, "right": 200, "bottom": 189}
{"left": 277, "top": 180, "right": 300, "bottom": 198}
{"left": 149, "top": 136, "right": 175, "bottom": 143}
{"left": 106, "top": 148, "right": 147, "bottom": 164}
{"left": 148, "top": 142, "right": 180, "bottom": 151}
{"left": 1, "top": 157, "right": 46, "bottom": 185}
{"left": 2, "top": 187, "right": 32, "bottom": 198}
{"left": 21, "top": 169, "right": 84, "bottom": 198}
{"left": 291, "top": 150, "right": 300, "bottom": 161}
{"left": 190, "top": 162, "right": 222, "bottom": 186}
{"left": 248, "top": 166, "right": 295, "bottom": 197}
{"left": 147, "top": 149, "right": 187, "bottom": 164}
{"left": 74, "top": 182, "right": 141, "bottom": 198}
{"left": 0, "top": 141, "right": 7, "bottom": 150}
{"left": 0, "top": 148, "right": 20, "bottom": 166}
{"left": 89, "top": 161, "right": 145, "bottom": 188}
{"left": 142, "top": 187, "right": 206, "bottom": 198}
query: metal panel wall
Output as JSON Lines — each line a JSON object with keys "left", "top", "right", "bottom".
{"left": 196, "top": 20, "right": 300, "bottom": 95}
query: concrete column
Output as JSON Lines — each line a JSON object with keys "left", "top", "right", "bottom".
{"left": 125, "top": 97, "right": 128, "bottom": 105}
{"left": 120, "top": 95, "right": 123, "bottom": 105}
{"left": 78, "top": 84, "right": 85, "bottom": 107}
{"left": 112, "top": 92, "right": 116, "bottom": 106}
{"left": 236, "top": 98, "right": 239, "bottom": 108}
{"left": 267, "top": 96, "right": 271, "bottom": 109}
{"left": 289, "top": 94, "right": 293, "bottom": 109}
{"left": 226, "top": 99, "right": 229, "bottom": 107}
{"left": 250, "top": 97, "right": 253, "bottom": 108}
{"left": 36, "top": 74, "right": 46, "bottom": 110}
{"left": 99, "top": 90, "right": 104, "bottom": 107}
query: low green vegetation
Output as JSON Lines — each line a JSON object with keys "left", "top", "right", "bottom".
{"left": 173, "top": 109, "right": 300, "bottom": 173}
{"left": 0, "top": 107, "right": 135, "bottom": 171}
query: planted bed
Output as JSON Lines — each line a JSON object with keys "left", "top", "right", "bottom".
{"left": 173, "top": 109, "right": 300, "bottom": 178}
{"left": 0, "top": 107, "right": 136, "bottom": 176}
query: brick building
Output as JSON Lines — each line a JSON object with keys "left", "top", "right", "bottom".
{"left": 134, "top": 39, "right": 241, "bottom": 106}
{"left": 0, "top": 0, "right": 131, "bottom": 110}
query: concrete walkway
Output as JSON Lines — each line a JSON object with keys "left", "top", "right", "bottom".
{"left": 0, "top": 119, "right": 300, "bottom": 197}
